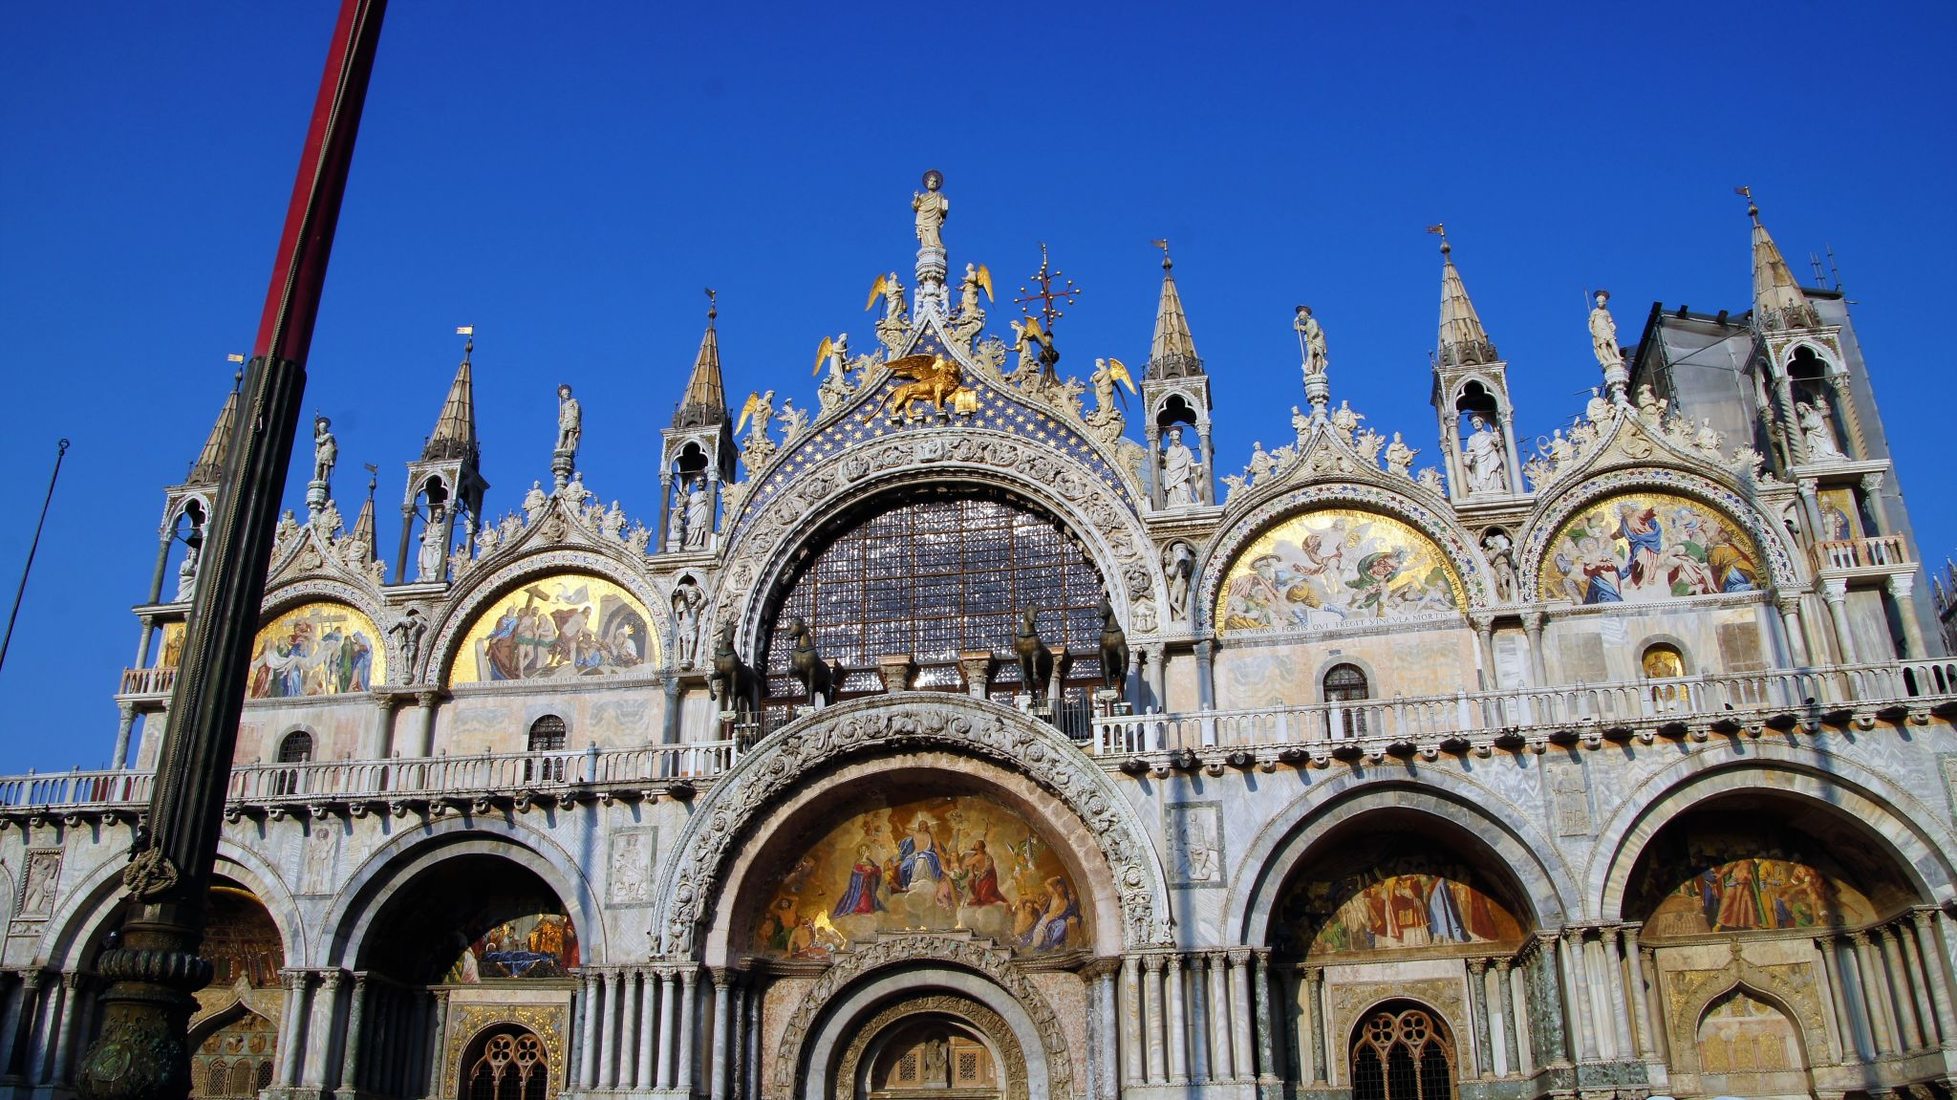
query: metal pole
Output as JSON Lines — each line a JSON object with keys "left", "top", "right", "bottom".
{"left": 0, "top": 438, "right": 70, "bottom": 675}
{"left": 76, "top": 3, "right": 389, "bottom": 1097}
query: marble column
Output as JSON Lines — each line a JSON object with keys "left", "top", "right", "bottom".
{"left": 578, "top": 972, "right": 602, "bottom": 1089}
{"left": 277, "top": 971, "right": 309, "bottom": 1087}
{"left": 1776, "top": 597, "right": 1812, "bottom": 667}
{"left": 0, "top": 972, "right": 27, "bottom": 1081}
{"left": 339, "top": 974, "right": 368, "bottom": 1098}
{"left": 1909, "top": 909, "right": 1956, "bottom": 1047}
{"left": 1304, "top": 966, "right": 1327, "bottom": 1084}
{"left": 1472, "top": 615, "right": 1499, "bottom": 690}
{"left": 298, "top": 971, "right": 335, "bottom": 1088}
{"left": 1088, "top": 964, "right": 1118, "bottom": 1100}
{"left": 638, "top": 967, "right": 660, "bottom": 1089}
{"left": 1892, "top": 920, "right": 1939, "bottom": 1049}
{"left": 1622, "top": 929, "right": 1658, "bottom": 1062}
{"left": 1522, "top": 612, "right": 1549, "bottom": 686}
{"left": 1557, "top": 931, "right": 1595, "bottom": 1061}
{"left": 1467, "top": 959, "right": 1494, "bottom": 1079}
{"left": 1164, "top": 955, "right": 1188, "bottom": 1084}
{"left": 1821, "top": 580, "right": 1860, "bottom": 665}
{"left": 1118, "top": 956, "right": 1142, "bottom": 1086}
{"left": 1194, "top": 640, "right": 1216, "bottom": 711}
{"left": 410, "top": 689, "right": 441, "bottom": 757}
{"left": 1850, "top": 932, "right": 1896, "bottom": 1055}
{"left": 427, "top": 989, "right": 451, "bottom": 1097}
{"left": 657, "top": 969, "right": 679, "bottom": 1089}
{"left": 1207, "top": 953, "right": 1234, "bottom": 1080}
{"left": 1252, "top": 951, "right": 1279, "bottom": 1084}
{"left": 1878, "top": 925, "right": 1924, "bottom": 1050}
{"left": 612, "top": 968, "right": 635, "bottom": 1088}
{"left": 1602, "top": 927, "right": 1636, "bottom": 1060}
{"left": 1140, "top": 955, "right": 1165, "bottom": 1084}
{"left": 112, "top": 705, "right": 136, "bottom": 771}
{"left": 1818, "top": 935, "right": 1862, "bottom": 1062}
{"left": 676, "top": 968, "right": 699, "bottom": 1097}
{"left": 1227, "top": 950, "right": 1254, "bottom": 1082}
{"left": 710, "top": 970, "right": 733, "bottom": 1100}
{"left": 1495, "top": 960, "right": 1522, "bottom": 1076}
{"left": 1860, "top": 471, "right": 1891, "bottom": 529}
{"left": 50, "top": 974, "right": 82, "bottom": 1085}
{"left": 30, "top": 975, "right": 64, "bottom": 1085}
{"left": 1887, "top": 574, "right": 1927, "bottom": 659}
{"left": 368, "top": 695, "right": 399, "bottom": 760}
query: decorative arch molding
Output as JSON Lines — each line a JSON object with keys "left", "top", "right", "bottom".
{"left": 1773, "top": 334, "right": 1847, "bottom": 377}
{"left": 423, "top": 547, "right": 670, "bottom": 689}
{"left": 1518, "top": 466, "right": 1802, "bottom": 600}
{"left": 832, "top": 991, "right": 1028, "bottom": 1100}
{"left": 1587, "top": 749, "right": 1957, "bottom": 921}
{"left": 770, "top": 934, "right": 1074, "bottom": 1100}
{"left": 40, "top": 839, "right": 304, "bottom": 971}
{"left": 165, "top": 490, "right": 216, "bottom": 532}
{"left": 1668, "top": 972, "right": 1829, "bottom": 1077}
{"left": 1197, "top": 481, "right": 1489, "bottom": 632}
{"left": 256, "top": 581, "right": 380, "bottom": 629}
{"left": 1225, "top": 774, "right": 1577, "bottom": 949}
{"left": 651, "top": 693, "right": 1171, "bottom": 955}
{"left": 710, "top": 439, "right": 1160, "bottom": 652}
{"left": 319, "top": 819, "right": 607, "bottom": 970}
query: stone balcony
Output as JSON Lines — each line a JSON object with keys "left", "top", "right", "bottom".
{"left": 15, "top": 659, "right": 1957, "bottom": 820}
{"left": 1811, "top": 533, "right": 1913, "bottom": 576}
{"left": 116, "top": 664, "right": 177, "bottom": 702}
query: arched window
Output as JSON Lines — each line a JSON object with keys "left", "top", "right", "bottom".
{"left": 277, "top": 731, "right": 314, "bottom": 763}
{"left": 1324, "top": 663, "right": 1370, "bottom": 738}
{"left": 1351, "top": 1005, "right": 1454, "bottom": 1100}
{"left": 1642, "top": 643, "right": 1687, "bottom": 711}
{"left": 525, "top": 716, "right": 567, "bottom": 783}
{"left": 462, "top": 1025, "right": 548, "bottom": 1100}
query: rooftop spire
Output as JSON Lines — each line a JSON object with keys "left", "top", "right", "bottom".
{"left": 349, "top": 464, "right": 377, "bottom": 560}
{"left": 423, "top": 330, "right": 479, "bottom": 462}
{"left": 675, "top": 289, "right": 728, "bottom": 428}
{"left": 1145, "top": 239, "right": 1203, "bottom": 379}
{"left": 1431, "top": 225, "right": 1498, "bottom": 366}
{"left": 185, "top": 370, "right": 242, "bottom": 485}
{"left": 1738, "top": 187, "right": 1820, "bottom": 330}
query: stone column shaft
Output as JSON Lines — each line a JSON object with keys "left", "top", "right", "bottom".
{"left": 1094, "top": 969, "right": 1118, "bottom": 1100}
{"left": 1496, "top": 960, "right": 1522, "bottom": 1076}
{"left": 1227, "top": 951, "right": 1254, "bottom": 1082}
{"left": 1818, "top": 935, "right": 1862, "bottom": 1062}
{"left": 410, "top": 690, "right": 440, "bottom": 757}
{"left": 1207, "top": 953, "right": 1234, "bottom": 1080}
{"left": 1557, "top": 932, "right": 1593, "bottom": 1061}
{"left": 1822, "top": 582, "right": 1860, "bottom": 665}
{"left": 1777, "top": 599, "right": 1811, "bottom": 666}
{"left": 1602, "top": 928, "right": 1636, "bottom": 1060}
{"left": 1252, "top": 951, "right": 1279, "bottom": 1083}
{"left": 710, "top": 972, "right": 733, "bottom": 1100}
{"left": 277, "top": 971, "right": 309, "bottom": 1087}
{"left": 637, "top": 968, "right": 659, "bottom": 1089}
{"left": 1305, "top": 967, "right": 1327, "bottom": 1083}
{"left": 1888, "top": 574, "right": 1927, "bottom": 659}
{"left": 1164, "top": 955, "right": 1188, "bottom": 1083}
{"left": 657, "top": 970, "right": 679, "bottom": 1089}
{"left": 613, "top": 968, "right": 634, "bottom": 1088}
{"left": 676, "top": 968, "right": 698, "bottom": 1096}
{"left": 1878, "top": 925, "right": 1924, "bottom": 1050}
{"left": 1622, "top": 930, "right": 1657, "bottom": 1062}
{"left": 1522, "top": 613, "right": 1549, "bottom": 686}
{"left": 1118, "top": 957, "right": 1142, "bottom": 1086}
{"left": 340, "top": 974, "right": 368, "bottom": 1095}
{"left": 1140, "top": 955, "right": 1164, "bottom": 1084}
{"left": 427, "top": 989, "right": 451, "bottom": 1098}
{"left": 1851, "top": 932, "right": 1896, "bottom": 1055}
{"left": 49, "top": 976, "right": 81, "bottom": 1085}
{"left": 578, "top": 972, "right": 602, "bottom": 1089}
{"left": 1910, "top": 910, "right": 1957, "bottom": 1047}
{"left": 1467, "top": 960, "right": 1494, "bottom": 1078}
{"left": 1892, "top": 919, "right": 1939, "bottom": 1049}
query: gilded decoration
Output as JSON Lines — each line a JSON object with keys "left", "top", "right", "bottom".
{"left": 832, "top": 993, "right": 1029, "bottom": 1100}
{"left": 1275, "top": 840, "right": 1525, "bottom": 959}
{"left": 1630, "top": 826, "right": 1873, "bottom": 938}
{"left": 753, "top": 795, "right": 1086, "bottom": 959}
{"left": 451, "top": 572, "right": 657, "bottom": 684}
{"left": 1215, "top": 508, "right": 1462, "bottom": 633}
{"left": 443, "top": 1004, "right": 567, "bottom": 1100}
{"left": 1539, "top": 491, "right": 1763, "bottom": 604}
{"left": 246, "top": 601, "right": 385, "bottom": 698}
{"left": 442, "top": 908, "right": 580, "bottom": 982}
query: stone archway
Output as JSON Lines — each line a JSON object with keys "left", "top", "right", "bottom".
{"left": 652, "top": 693, "right": 1172, "bottom": 957}
{"left": 836, "top": 993, "right": 1025, "bottom": 1100}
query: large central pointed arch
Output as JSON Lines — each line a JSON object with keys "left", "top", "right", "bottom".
{"left": 650, "top": 693, "right": 1172, "bottom": 955}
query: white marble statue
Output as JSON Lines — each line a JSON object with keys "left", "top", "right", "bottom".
{"left": 312, "top": 416, "right": 337, "bottom": 484}
{"left": 1330, "top": 400, "right": 1363, "bottom": 438}
{"left": 684, "top": 477, "right": 712, "bottom": 549}
{"left": 416, "top": 518, "right": 446, "bottom": 581}
{"left": 1164, "top": 541, "right": 1194, "bottom": 617}
{"left": 556, "top": 384, "right": 582, "bottom": 456}
{"left": 174, "top": 543, "right": 199, "bottom": 602}
{"left": 1291, "top": 405, "right": 1311, "bottom": 441}
{"left": 1161, "top": 428, "right": 1200, "bottom": 507}
{"left": 1384, "top": 432, "right": 1416, "bottom": 478}
{"left": 1247, "top": 441, "right": 1275, "bottom": 485}
{"left": 1294, "top": 306, "right": 1327, "bottom": 378}
{"left": 1463, "top": 415, "right": 1508, "bottom": 494}
{"left": 672, "top": 578, "right": 705, "bottom": 668}
{"left": 1483, "top": 532, "right": 1518, "bottom": 603}
{"left": 913, "top": 170, "right": 949, "bottom": 250}
{"left": 523, "top": 480, "right": 549, "bottom": 522}
{"left": 1585, "top": 386, "right": 1611, "bottom": 423}
{"left": 1588, "top": 291, "right": 1621, "bottom": 371}
{"left": 1799, "top": 397, "right": 1845, "bottom": 460}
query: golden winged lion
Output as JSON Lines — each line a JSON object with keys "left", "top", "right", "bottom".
{"left": 879, "top": 353, "right": 966, "bottom": 419}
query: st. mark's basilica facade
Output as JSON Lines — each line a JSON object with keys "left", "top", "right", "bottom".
{"left": 0, "top": 177, "right": 1954, "bottom": 1100}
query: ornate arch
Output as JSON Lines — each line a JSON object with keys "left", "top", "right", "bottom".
{"left": 710, "top": 432, "right": 1159, "bottom": 649}
{"left": 1587, "top": 748, "right": 1957, "bottom": 921}
{"left": 1225, "top": 775, "right": 1577, "bottom": 949}
{"left": 40, "top": 838, "right": 305, "bottom": 970}
{"left": 424, "top": 547, "right": 669, "bottom": 689}
{"left": 1670, "top": 973, "right": 1828, "bottom": 1077}
{"left": 771, "top": 934, "right": 1073, "bottom": 1100}
{"left": 1519, "top": 467, "right": 1802, "bottom": 600}
{"left": 832, "top": 991, "right": 1028, "bottom": 1100}
{"left": 1197, "top": 482, "right": 1488, "bottom": 632}
{"left": 651, "top": 693, "right": 1170, "bottom": 955}
{"left": 319, "top": 820, "right": 607, "bottom": 969}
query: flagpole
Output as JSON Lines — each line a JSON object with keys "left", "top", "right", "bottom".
{"left": 76, "top": 2, "right": 389, "bottom": 1096}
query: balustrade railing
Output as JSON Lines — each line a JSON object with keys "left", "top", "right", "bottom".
{"left": 117, "top": 666, "right": 177, "bottom": 696}
{"left": 1813, "top": 534, "right": 1910, "bottom": 572}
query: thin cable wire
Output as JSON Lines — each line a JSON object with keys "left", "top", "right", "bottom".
{"left": 0, "top": 438, "right": 71, "bottom": 675}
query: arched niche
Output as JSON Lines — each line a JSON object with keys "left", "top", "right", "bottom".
{"left": 1267, "top": 813, "right": 1533, "bottom": 963}
{"left": 1689, "top": 986, "right": 1815, "bottom": 1095}
{"left": 447, "top": 570, "right": 658, "bottom": 685}
{"left": 246, "top": 600, "right": 385, "bottom": 699}
{"left": 1536, "top": 490, "right": 1766, "bottom": 605}
{"left": 1213, "top": 507, "right": 1465, "bottom": 635}
{"left": 742, "top": 784, "right": 1092, "bottom": 963}
{"left": 359, "top": 853, "right": 581, "bottom": 984}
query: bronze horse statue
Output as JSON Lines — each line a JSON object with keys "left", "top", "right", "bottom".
{"left": 1013, "top": 609, "right": 1054, "bottom": 698}
{"left": 709, "top": 621, "right": 758, "bottom": 723}
{"left": 786, "top": 616, "right": 836, "bottom": 705}
{"left": 1098, "top": 598, "right": 1128, "bottom": 698}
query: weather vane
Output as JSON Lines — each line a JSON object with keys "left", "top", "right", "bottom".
{"left": 1014, "top": 242, "right": 1081, "bottom": 334}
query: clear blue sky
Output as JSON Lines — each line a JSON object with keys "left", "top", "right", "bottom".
{"left": 2, "top": 3, "right": 1951, "bottom": 772}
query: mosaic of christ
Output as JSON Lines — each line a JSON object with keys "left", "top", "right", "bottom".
{"left": 1215, "top": 509, "right": 1462, "bottom": 634}
{"left": 1539, "top": 492, "right": 1763, "bottom": 605}
{"left": 753, "top": 795, "right": 1086, "bottom": 960}
{"left": 1275, "top": 842, "right": 1525, "bottom": 958}
{"left": 453, "top": 572, "right": 655, "bottom": 684}
{"left": 1630, "top": 827, "right": 1874, "bottom": 939}
{"left": 246, "top": 601, "right": 385, "bottom": 698}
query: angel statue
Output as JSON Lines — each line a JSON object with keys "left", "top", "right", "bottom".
{"left": 959, "top": 263, "right": 993, "bottom": 316}
{"left": 1090, "top": 358, "right": 1135, "bottom": 415}
{"left": 913, "top": 169, "right": 949, "bottom": 250}
{"left": 867, "top": 272, "right": 907, "bottom": 321}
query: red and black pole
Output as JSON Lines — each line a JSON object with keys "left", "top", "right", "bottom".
{"left": 77, "top": 3, "right": 387, "bottom": 1097}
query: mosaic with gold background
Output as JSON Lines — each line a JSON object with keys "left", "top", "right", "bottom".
{"left": 1540, "top": 492, "right": 1762, "bottom": 605}
{"left": 1216, "top": 508, "right": 1462, "bottom": 633}
{"left": 247, "top": 602, "right": 385, "bottom": 698}
{"left": 453, "top": 572, "right": 657, "bottom": 685}
{"left": 753, "top": 794, "right": 1086, "bottom": 959}
{"left": 1274, "top": 839, "right": 1526, "bottom": 958}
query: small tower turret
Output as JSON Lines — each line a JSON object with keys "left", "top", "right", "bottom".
{"left": 1741, "top": 189, "right": 1859, "bottom": 468}
{"left": 1427, "top": 227, "right": 1524, "bottom": 501}
{"left": 1138, "top": 241, "right": 1215, "bottom": 510}
{"left": 396, "top": 331, "right": 488, "bottom": 584}
{"left": 660, "top": 292, "right": 737, "bottom": 552}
